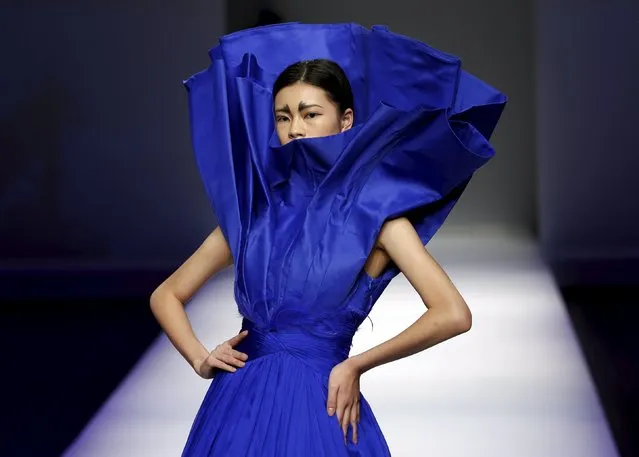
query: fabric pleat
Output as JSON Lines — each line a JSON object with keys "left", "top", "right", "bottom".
{"left": 181, "top": 22, "right": 507, "bottom": 456}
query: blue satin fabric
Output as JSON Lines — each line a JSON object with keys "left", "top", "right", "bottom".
{"left": 236, "top": 318, "right": 352, "bottom": 375}
{"left": 181, "top": 23, "right": 506, "bottom": 456}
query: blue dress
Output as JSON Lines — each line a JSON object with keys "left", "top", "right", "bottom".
{"left": 181, "top": 22, "right": 506, "bottom": 456}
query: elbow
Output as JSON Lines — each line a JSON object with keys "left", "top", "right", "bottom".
{"left": 451, "top": 303, "right": 472, "bottom": 334}
{"left": 150, "top": 284, "right": 184, "bottom": 313}
{"left": 150, "top": 285, "right": 167, "bottom": 311}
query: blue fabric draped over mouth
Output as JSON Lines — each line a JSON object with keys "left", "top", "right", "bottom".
{"left": 180, "top": 22, "right": 508, "bottom": 457}
{"left": 182, "top": 22, "right": 507, "bottom": 320}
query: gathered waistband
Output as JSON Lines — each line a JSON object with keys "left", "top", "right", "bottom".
{"left": 235, "top": 318, "right": 352, "bottom": 375}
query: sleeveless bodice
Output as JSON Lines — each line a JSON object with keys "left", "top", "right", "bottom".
{"left": 181, "top": 22, "right": 506, "bottom": 457}
{"left": 183, "top": 21, "right": 506, "bottom": 346}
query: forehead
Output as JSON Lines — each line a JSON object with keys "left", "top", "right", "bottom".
{"left": 274, "top": 82, "right": 331, "bottom": 107}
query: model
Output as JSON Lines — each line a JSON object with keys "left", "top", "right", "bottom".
{"left": 150, "top": 22, "right": 507, "bottom": 456}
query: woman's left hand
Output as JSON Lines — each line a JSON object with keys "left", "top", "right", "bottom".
{"left": 327, "top": 358, "right": 362, "bottom": 444}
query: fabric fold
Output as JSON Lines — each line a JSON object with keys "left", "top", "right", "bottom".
{"left": 181, "top": 22, "right": 506, "bottom": 456}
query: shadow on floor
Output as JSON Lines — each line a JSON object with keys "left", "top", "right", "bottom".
{"left": 560, "top": 286, "right": 639, "bottom": 457}
{"left": 0, "top": 296, "right": 161, "bottom": 457}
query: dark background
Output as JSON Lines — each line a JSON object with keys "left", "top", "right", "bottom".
{"left": 1, "top": 1, "right": 637, "bottom": 456}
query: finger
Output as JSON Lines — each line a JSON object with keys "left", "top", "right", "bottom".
{"left": 227, "top": 330, "right": 249, "bottom": 346}
{"left": 336, "top": 402, "right": 346, "bottom": 427}
{"left": 207, "top": 356, "right": 237, "bottom": 373}
{"left": 336, "top": 396, "right": 349, "bottom": 436}
{"left": 340, "top": 405, "right": 350, "bottom": 443}
{"left": 327, "top": 384, "right": 338, "bottom": 416}
{"left": 220, "top": 352, "right": 246, "bottom": 368}
{"left": 230, "top": 349, "right": 249, "bottom": 361}
{"left": 350, "top": 405, "right": 358, "bottom": 444}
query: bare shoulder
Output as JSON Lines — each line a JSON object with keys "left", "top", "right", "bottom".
{"left": 376, "top": 217, "right": 468, "bottom": 316}
{"left": 153, "top": 226, "right": 233, "bottom": 304}
{"left": 200, "top": 226, "right": 234, "bottom": 262}
{"left": 375, "top": 216, "right": 432, "bottom": 273}
{"left": 376, "top": 217, "right": 419, "bottom": 251}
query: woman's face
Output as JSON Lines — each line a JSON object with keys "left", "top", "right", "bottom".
{"left": 273, "top": 82, "right": 353, "bottom": 146}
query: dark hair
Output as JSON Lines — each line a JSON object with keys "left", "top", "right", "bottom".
{"left": 254, "top": 8, "right": 282, "bottom": 27}
{"left": 272, "top": 59, "right": 354, "bottom": 115}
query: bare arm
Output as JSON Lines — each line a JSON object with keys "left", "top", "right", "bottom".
{"left": 351, "top": 217, "right": 471, "bottom": 374}
{"left": 149, "top": 226, "right": 233, "bottom": 372}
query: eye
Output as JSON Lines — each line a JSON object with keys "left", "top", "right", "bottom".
{"left": 305, "top": 112, "right": 320, "bottom": 119}
{"left": 275, "top": 115, "right": 289, "bottom": 123}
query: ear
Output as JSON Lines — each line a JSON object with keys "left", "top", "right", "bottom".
{"left": 340, "top": 108, "right": 354, "bottom": 132}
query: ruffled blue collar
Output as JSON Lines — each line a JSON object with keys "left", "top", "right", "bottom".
{"left": 265, "top": 125, "right": 363, "bottom": 191}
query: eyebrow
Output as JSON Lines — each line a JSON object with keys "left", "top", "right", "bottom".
{"left": 274, "top": 101, "right": 323, "bottom": 114}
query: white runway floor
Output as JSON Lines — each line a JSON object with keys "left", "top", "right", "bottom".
{"left": 63, "top": 231, "right": 620, "bottom": 456}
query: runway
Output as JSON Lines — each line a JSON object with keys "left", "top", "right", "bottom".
{"left": 62, "top": 231, "right": 619, "bottom": 456}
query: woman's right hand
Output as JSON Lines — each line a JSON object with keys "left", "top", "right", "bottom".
{"left": 193, "top": 330, "right": 250, "bottom": 379}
